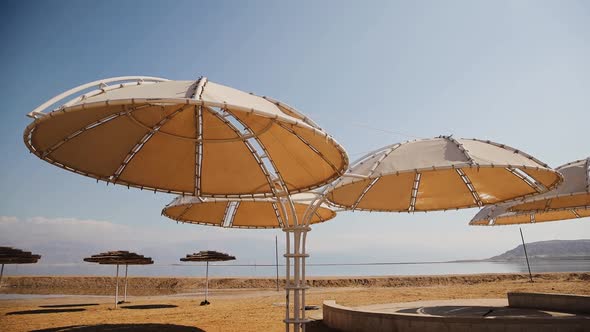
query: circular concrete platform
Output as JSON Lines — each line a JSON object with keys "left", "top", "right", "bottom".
{"left": 323, "top": 298, "right": 590, "bottom": 332}
{"left": 358, "top": 298, "right": 580, "bottom": 318}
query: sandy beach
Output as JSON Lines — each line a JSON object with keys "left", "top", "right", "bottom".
{"left": 1, "top": 272, "right": 588, "bottom": 331}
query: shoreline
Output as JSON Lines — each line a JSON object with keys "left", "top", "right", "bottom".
{"left": 1, "top": 272, "right": 589, "bottom": 332}
{"left": 1, "top": 272, "right": 587, "bottom": 297}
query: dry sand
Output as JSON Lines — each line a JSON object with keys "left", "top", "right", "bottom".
{"left": 0, "top": 272, "right": 588, "bottom": 332}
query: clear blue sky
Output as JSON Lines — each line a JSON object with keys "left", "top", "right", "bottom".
{"left": 0, "top": 1, "right": 588, "bottom": 270}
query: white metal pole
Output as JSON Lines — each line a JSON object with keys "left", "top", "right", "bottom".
{"left": 520, "top": 228, "right": 534, "bottom": 283}
{"left": 293, "top": 229, "right": 301, "bottom": 332}
{"left": 115, "top": 264, "right": 120, "bottom": 308}
{"left": 285, "top": 230, "right": 291, "bottom": 332}
{"left": 283, "top": 193, "right": 304, "bottom": 332}
{"left": 301, "top": 230, "right": 308, "bottom": 330}
{"left": 275, "top": 235, "right": 280, "bottom": 292}
{"left": 205, "top": 261, "right": 209, "bottom": 303}
{"left": 124, "top": 264, "right": 128, "bottom": 302}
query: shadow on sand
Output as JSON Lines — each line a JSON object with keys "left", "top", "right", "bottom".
{"left": 6, "top": 308, "right": 86, "bottom": 315}
{"left": 120, "top": 304, "right": 178, "bottom": 310}
{"left": 39, "top": 303, "right": 100, "bottom": 308}
{"left": 306, "top": 321, "right": 340, "bottom": 332}
{"left": 398, "top": 305, "right": 554, "bottom": 318}
{"left": 31, "top": 324, "right": 204, "bottom": 332}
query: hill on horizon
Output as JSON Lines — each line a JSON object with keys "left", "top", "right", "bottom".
{"left": 489, "top": 239, "right": 590, "bottom": 261}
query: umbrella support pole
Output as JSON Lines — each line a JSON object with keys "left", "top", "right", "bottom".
{"left": 275, "top": 235, "right": 280, "bottom": 292}
{"left": 283, "top": 225, "right": 311, "bottom": 332}
{"left": 520, "top": 228, "right": 534, "bottom": 283}
{"left": 124, "top": 264, "right": 128, "bottom": 302}
{"left": 115, "top": 264, "right": 119, "bottom": 308}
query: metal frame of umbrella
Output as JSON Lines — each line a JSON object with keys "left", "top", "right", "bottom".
{"left": 180, "top": 251, "right": 235, "bottom": 305}
{"left": 300, "top": 137, "right": 561, "bottom": 233}
{"left": 83, "top": 251, "right": 153, "bottom": 308}
{"left": 0, "top": 247, "right": 41, "bottom": 286}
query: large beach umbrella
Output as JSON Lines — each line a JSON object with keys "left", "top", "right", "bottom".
{"left": 163, "top": 193, "right": 336, "bottom": 327}
{"left": 162, "top": 193, "right": 336, "bottom": 228}
{"left": 180, "top": 251, "right": 236, "bottom": 305}
{"left": 470, "top": 158, "right": 590, "bottom": 226}
{"left": 24, "top": 76, "right": 348, "bottom": 332}
{"left": 23, "top": 76, "right": 348, "bottom": 197}
{"left": 0, "top": 247, "right": 41, "bottom": 285}
{"left": 84, "top": 251, "right": 153, "bottom": 307}
{"left": 327, "top": 136, "right": 561, "bottom": 212}
{"left": 470, "top": 204, "right": 590, "bottom": 226}
{"left": 507, "top": 158, "right": 589, "bottom": 213}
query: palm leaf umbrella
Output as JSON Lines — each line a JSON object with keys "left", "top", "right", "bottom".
{"left": 0, "top": 247, "right": 41, "bottom": 286}
{"left": 327, "top": 136, "right": 561, "bottom": 212}
{"left": 84, "top": 251, "right": 153, "bottom": 307}
{"left": 180, "top": 251, "right": 236, "bottom": 305}
{"left": 470, "top": 158, "right": 590, "bottom": 226}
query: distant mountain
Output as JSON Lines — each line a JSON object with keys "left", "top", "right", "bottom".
{"left": 489, "top": 239, "right": 590, "bottom": 261}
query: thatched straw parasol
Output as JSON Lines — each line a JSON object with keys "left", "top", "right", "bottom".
{"left": 180, "top": 251, "right": 235, "bottom": 305}
{"left": 84, "top": 251, "right": 153, "bottom": 307}
{"left": 327, "top": 136, "right": 561, "bottom": 212}
{"left": 470, "top": 158, "right": 590, "bottom": 226}
{"left": 0, "top": 247, "right": 41, "bottom": 286}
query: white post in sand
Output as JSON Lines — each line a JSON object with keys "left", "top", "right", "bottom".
{"left": 115, "top": 264, "right": 120, "bottom": 308}
{"left": 124, "top": 263, "right": 129, "bottom": 302}
{"left": 205, "top": 261, "right": 209, "bottom": 303}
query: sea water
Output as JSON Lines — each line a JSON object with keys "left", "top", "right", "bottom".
{"left": 2, "top": 259, "right": 589, "bottom": 278}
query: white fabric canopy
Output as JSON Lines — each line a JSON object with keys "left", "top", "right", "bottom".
{"left": 163, "top": 193, "right": 336, "bottom": 229}
{"left": 24, "top": 77, "right": 348, "bottom": 197}
{"left": 327, "top": 136, "right": 561, "bottom": 212}
{"left": 471, "top": 158, "right": 590, "bottom": 226}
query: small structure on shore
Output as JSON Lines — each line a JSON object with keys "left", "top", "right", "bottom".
{"left": 180, "top": 251, "right": 235, "bottom": 305}
{"left": 83, "top": 251, "right": 153, "bottom": 307}
{"left": 0, "top": 247, "right": 41, "bottom": 286}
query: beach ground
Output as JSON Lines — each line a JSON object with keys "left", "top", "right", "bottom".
{"left": 0, "top": 273, "right": 588, "bottom": 332}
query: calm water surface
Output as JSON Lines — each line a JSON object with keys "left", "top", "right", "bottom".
{"left": 3, "top": 259, "right": 588, "bottom": 278}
